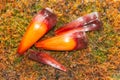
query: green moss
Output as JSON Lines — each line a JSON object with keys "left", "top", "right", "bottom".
{"left": 14, "top": 56, "right": 24, "bottom": 64}
{"left": 33, "top": 63, "right": 41, "bottom": 71}
{"left": 92, "top": 49, "right": 107, "bottom": 63}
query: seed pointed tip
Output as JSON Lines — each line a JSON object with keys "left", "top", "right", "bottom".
{"left": 16, "top": 50, "right": 26, "bottom": 56}
{"left": 45, "top": 7, "right": 53, "bottom": 13}
{"left": 60, "top": 65, "right": 67, "bottom": 72}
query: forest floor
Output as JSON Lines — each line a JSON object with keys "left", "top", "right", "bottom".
{"left": 0, "top": 0, "right": 120, "bottom": 80}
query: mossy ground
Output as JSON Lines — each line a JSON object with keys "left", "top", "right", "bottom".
{"left": 0, "top": 0, "right": 120, "bottom": 80}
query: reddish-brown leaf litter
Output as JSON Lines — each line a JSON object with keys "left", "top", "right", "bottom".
{"left": 0, "top": 0, "right": 120, "bottom": 80}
